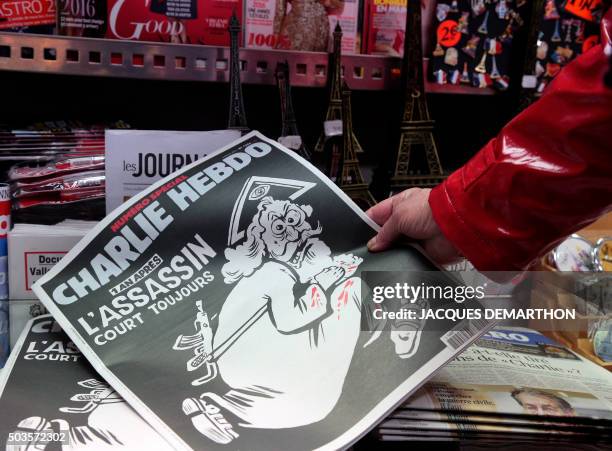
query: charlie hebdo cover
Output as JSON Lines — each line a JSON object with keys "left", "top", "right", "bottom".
{"left": 32, "top": 132, "right": 490, "bottom": 450}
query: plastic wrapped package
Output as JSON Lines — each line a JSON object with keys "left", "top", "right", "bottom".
{"left": 11, "top": 171, "right": 105, "bottom": 198}
{"left": 8, "top": 156, "right": 105, "bottom": 181}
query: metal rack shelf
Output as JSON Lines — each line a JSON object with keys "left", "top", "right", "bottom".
{"left": 0, "top": 32, "right": 495, "bottom": 94}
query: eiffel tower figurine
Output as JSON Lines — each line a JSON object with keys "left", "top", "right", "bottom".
{"left": 275, "top": 61, "right": 310, "bottom": 159}
{"left": 335, "top": 83, "right": 376, "bottom": 209}
{"left": 390, "top": 0, "right": 445, "bottom": 194}
{"left": 227, "top": 11, "right": 249, "bottom": 133}
{"left": 314, "top": 23, "right": 363, "bottom": 156}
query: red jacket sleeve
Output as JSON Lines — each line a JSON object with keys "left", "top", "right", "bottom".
{"left": 429, "top": 9, "right": 612, "bottom": 272}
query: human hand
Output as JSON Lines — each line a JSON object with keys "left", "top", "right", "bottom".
{"left": 333, "top": 254, "right": 362, "bottom": 279}
{"left": 366, "top": 188, "right": 461, "bottom": 265}
{"left": 314, "top": 266, "right": 345, "bottom": 291}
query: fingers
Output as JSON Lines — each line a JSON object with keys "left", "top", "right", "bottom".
{"left": 366, "top": 192, "right": 408, "bottom": 252}
{"left": 368, "top": 215, "right": 401, "bottom": 252}
{"left": 366, "top": 190, "right": 415, "bottom": 225}
{"left": 367, "top": 188, "right": 435, "bottom": 252}
{"left": 367, "top": 187, "right": 462, "bottom": 267}
{"left": 365, "top": 195, "right": 395, "bottom": 226}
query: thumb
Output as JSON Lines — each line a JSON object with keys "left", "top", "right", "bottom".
{"left": 367, "top": 188, "right": 434, "bottom": 252}
{"left": 367, "top": 215, "right": 400, "bottom": 252}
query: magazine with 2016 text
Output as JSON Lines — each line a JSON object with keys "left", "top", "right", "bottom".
{"left": 32, "top": 131, "right": 492, "bottom": 450}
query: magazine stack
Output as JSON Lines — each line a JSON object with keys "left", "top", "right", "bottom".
{"left": 375, "top": 327, "right": 612, "bottom": 448}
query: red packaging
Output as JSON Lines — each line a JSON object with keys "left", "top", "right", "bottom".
{"left": 0, "top": 0, "right": 56, "bottom": 29}
{"left": 107, "top": 0, "right": 242, "bottom": 45}
{"left": 8, "top": 155, "right": 105, "bottom": 181}
{"left": 362, "top": 0, "right": 406, "bottom": 57}
{"left": 14, "top": 188, "right": 105, "bottom": 209}
{"left": 0, "top": 184, "right": 10, "bottom": 239}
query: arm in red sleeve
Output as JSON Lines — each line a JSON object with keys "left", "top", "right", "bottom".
{"left": 428, "top": 10, "right": 612, "bottom": 271}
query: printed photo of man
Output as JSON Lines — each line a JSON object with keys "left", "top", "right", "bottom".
{"left": 511, "top": 388, "right": 576, "bottom": 417}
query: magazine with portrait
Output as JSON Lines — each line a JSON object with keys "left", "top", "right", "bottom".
{"left": 399, "top": 327, "right": 612, "bottom": 425}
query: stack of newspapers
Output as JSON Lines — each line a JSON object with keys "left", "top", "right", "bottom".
{"left": 375, "top": 326, "right": 612, "bottom": 447}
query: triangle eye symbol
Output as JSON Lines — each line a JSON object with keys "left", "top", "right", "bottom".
{"left": 248, "top": 184, "right": 270, "bottom": 200}
{"left": 227, "top": 176, "right": 316, "bottom": 247}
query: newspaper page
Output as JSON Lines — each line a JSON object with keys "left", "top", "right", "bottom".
{"left": 390, "top": 408, "right": 609, "bottom": 431}
{"left": 379, "top": 418, "right": 599, "bottom": 437}
{"left": 378, "top": 434, "right": 593, "bottom": 445}
{"left": 32, "top": 131, "right": 491, "bottom": 451}
{"left": 0, "top": 315, "right": 172, "bottom": 450}
{"left": 379, "top": 416, "right": 612, "bottom": 438}
{"left": 378, "top": 431, "right": 598, "bottom": 444}
{"left": 105, "top": 129, "right": 240, "bottom": 213}
{"left": 403, "top": 327, "right": 612, "bottom": 422}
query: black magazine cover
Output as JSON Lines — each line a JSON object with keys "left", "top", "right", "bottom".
{"left": 0, "top": 315, "right": 171, "bottom": 449}
{"left": 32, "top": 131, "right": 492, "bottom": 450}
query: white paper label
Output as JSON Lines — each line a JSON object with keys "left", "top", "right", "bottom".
{"left": 521, "top": 75, "right": 537, "bottom": 89}
{"left": 324, "top": 120, "right": 343, "bottom": 138}
{"left": 25, "top": 252, "right": 67, "bottom": 290}
{"left": 105, "top": 130, "right": 240, "bottom": 214}
{"left": 278, "top": 135, "right": 303, "bottom": 150}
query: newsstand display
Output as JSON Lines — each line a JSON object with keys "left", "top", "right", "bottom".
{"left": 0, "top": 0, "right": 610, "bottom": 449}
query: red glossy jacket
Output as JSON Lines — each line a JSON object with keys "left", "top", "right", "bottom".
{"left": 429, "top": 9, "right": 612, "bottom": 271}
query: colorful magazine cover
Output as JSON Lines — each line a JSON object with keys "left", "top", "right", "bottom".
{"left": 0, "top": 0, "right": 55, "bottom": 31}
{"left": 245, "top": 0, "right": 359, "bottom": 53}
{"left": 362, "top": 0, "right": 406, "bottom": 57}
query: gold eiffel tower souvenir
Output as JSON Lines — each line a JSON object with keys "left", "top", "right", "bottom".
{"left": 314, "top": 23, "right": 363, "bottom": 156}
{"left": 227, "top": 12, "right": 248, "bottom": 133}
{"left": 335, "top": 83, "right": 376, "bottom": 209}
{"left": 275, "top": 61, "right": 310, "bottom": 159}
{"left": 390, "top": 0, "right": 446, "bottom": 194}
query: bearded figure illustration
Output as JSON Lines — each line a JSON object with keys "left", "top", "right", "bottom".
{"left": 175, "top": 177, "right": 365, "bottom": 444}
